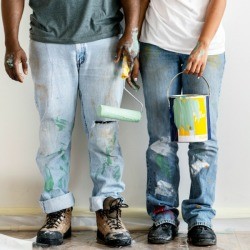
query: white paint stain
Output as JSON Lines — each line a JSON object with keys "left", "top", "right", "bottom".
{"left": 150, "top": 138, "right": 172, "bottom": 156}
{"left": 155, "top": 180, "right": 174, "bottom": 197}
{"left": 191, "top": 160, "right": 209, "bottom": 175}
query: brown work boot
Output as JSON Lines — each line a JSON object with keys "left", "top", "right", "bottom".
{"left": 96, "top": 197, "right": 132, "bottom": 246}
{"left": 36, "top": 207, "right": 72, "bottom": 246}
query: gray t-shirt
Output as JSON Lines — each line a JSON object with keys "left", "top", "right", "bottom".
{"left": 29, "top": 0, "right": 123, "bottom": 44}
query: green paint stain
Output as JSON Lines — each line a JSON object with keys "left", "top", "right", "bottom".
{"left": 44, "top": 167, "right": 54, "bottom": 192}
{"left": 58, "top": 177, "right": 66, "bottom": 189}
{"left": 155, "top": 155, "right": 171, "bottom": 178}
{"left": 58, "top": 148, "right": 67, "bottom": 162}
{"left": 100, "top": 147, "right": 113, "bottom": 176}
{"left": 60, "top": 165, "right": 68, "bottom": 174}
{"left": 95, "top": 134, "right": 117, "bottom": 179}
{"left": 173, "top": 98, "right": 200, "bottom": 131}
{"left": 55, "top": 117, "right": 67, "bottom": 131}
{"left": 106, "top": 149, "right": 112, "bottom": 165}
{"left": 112, "top": 165, "right": 121, "bottom": 182}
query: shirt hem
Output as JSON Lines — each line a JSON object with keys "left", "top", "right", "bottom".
{"left": 140, "top": 39, "right": 225, "bottom": 56}
{"left": 30, "top": 31, "right": 121, "bottom": 44}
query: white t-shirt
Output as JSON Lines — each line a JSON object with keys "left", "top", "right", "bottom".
{"left": 140, "top": 0, "right": 225, "bottom": 55}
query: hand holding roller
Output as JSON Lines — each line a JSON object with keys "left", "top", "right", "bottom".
{"left": 96, "top": 56, "right": 143, "bottom": 122}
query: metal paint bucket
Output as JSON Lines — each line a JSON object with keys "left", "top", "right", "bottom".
{"left": 168, "top": 72, "right": 211, "bottom": 143}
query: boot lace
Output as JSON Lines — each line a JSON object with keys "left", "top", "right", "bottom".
{"left": 43, "top": 209, "right": 66, "bottom": 229}
{"left": 102, "top": 198, "right": 128, "bottom": 230}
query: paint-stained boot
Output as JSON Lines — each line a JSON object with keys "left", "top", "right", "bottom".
{"left": 148, "top": 223, "right": 178, "bottom": 244}
{"left": 36, "top": 207, "right": 72, "bottom": 246}
{"left": 188, "top": 225, "right": 216, "bottom": 246}
{"left": 96, "top": 197, "right": 131, "bottom": 246}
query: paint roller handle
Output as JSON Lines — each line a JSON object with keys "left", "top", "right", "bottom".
{"left": 124, "top": 87, "right": 144, "bottom": 113}
{"left": 167, "top": 71, "right": 211, "bottom": 102}
{"left": 121, "top": 56, "right": 140, "bottom": 91}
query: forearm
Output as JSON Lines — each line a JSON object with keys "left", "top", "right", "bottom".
{"left": 120, "top": 0, "right": 140, "bottom": 35}
{"left": 139, "top": 0, "right": 150, "bottom": 37}
{"left": 1, "top": 0, "right": 25, "bottom": 49}
{"left": 198, "top": 0, "right": 226, "bottom": 47}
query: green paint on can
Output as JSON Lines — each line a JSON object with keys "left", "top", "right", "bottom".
{"left": 173, "top": 98, "right": 200, "bottom": 131}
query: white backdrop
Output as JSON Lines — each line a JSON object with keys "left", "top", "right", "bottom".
{"left": 0, "top": 1, "right": 250, "bottom": 219}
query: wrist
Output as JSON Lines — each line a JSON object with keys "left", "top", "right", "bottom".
{"left": 197, "top": 39, "right": 210, "bottom": 49}
{"left": 5, "top": 38, "right": 20, "bottom": 52}
{"left": 123, "top": 27, "right": 139, "bottom": 38}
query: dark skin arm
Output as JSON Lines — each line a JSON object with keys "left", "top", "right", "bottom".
{"left": 115, "top": 0, "right": 140, "bottom": 89}
{"left": 185, "top": 0, "right": 227, "bottom": 77}
{"left": 2, "top": 0, "right": 28, "bottom": 83}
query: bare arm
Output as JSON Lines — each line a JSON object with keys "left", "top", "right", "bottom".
{"left": 138, "top": 0, "right": 150, "bottom": 38}
{"left": 115, "top": 0, "right": 140, "bottom": 89}
{"left": 185, "top": 0, "right": 227, "bottom": 77}
{"left": 2, "top": 0, "right": 28, "bottom": 83}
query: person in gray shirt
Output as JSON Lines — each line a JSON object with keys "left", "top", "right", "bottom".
{"left": 2, "top": 0, "right": 140, "bottom": 247}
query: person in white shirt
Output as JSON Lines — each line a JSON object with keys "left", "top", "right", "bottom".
{"left": 139, "top": 0, "right": 226, "bottom": 246}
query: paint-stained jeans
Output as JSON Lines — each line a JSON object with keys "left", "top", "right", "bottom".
{"left": 29, "top": 37, "right": 125, "bottom": 214}
{"left": 140, "top": 43, "right": 225, "bottom": 230}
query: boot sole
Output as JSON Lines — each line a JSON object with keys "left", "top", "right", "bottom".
{"left": 148, "top": 233, "right": 177, "bottom": 244}
{"left": 188, "top": 237, "right": 216, "bottom": 246}
{"left": 97, "top": 230, "right": 132, "bottom": 247}
{"left": 148, "top": 237, "right": 174, "bottom": 244}
{"left": 36, "top": 226, "right": 71, "bottom": 246}
{"left": 148, "top": 227, "right": 178, "bottom": 244}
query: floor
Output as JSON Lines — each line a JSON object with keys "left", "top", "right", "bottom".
{"left": 1, "top": 219, "right": 250, "bottom": 250}
{"left": 1, "top": 230, "right": 250, "bottom": 250}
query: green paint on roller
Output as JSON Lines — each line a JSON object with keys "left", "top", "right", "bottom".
{"left": 97, "top": 105, "right": 141, "bottom": 122}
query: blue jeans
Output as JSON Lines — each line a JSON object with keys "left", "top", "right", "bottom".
{"left": 139, "top": 43, "right": 225, "bottom": 230}
{"left": 29, "top": 37, "right": 125, "bottom": 213}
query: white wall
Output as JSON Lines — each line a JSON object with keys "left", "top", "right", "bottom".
{"left": 0, "top": 1, "right": 250, "bottom": 217}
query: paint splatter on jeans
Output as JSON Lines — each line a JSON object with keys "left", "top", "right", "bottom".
{"left": 29, "top": 37, "right": 125, "bottom": 213}
{"left": 140, "top": 43, "right": 225, "bottom": 229}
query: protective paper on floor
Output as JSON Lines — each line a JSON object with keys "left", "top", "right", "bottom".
{"left": 0, "top": 234, "right": 35, "bottom": 250}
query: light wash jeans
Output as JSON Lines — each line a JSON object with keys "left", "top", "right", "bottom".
{"left": 29, "top": 37, "right": 125, "bottom": 214}
{"left": 139, "top": 43, "right": 225, "bottom": 230}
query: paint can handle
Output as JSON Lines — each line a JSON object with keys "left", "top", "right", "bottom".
{"left": 124, "top": 87, "right": 144, "bottom": 113}
{"left": 167, "top": 71, "right": 211, "bottom": 103}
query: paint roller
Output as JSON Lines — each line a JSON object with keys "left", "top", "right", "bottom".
{"left": 96, "top": 56, "right": 143, "bottom": 122}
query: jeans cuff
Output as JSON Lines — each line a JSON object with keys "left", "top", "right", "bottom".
{"left": 39, "top": 192, "right": 75, "bottom": 213}
{"left": 154, "top": 219, "right": 179, "bottom": 228}
{"left": 89, "top": 195, "right": 123, "bottom": 212}
{"left": 188, "top": 221, "right": 212, "bottom": 231}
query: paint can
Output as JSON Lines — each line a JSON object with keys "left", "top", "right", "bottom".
{"left": 168, "top": 72, "right": 211, "bottom": 143}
